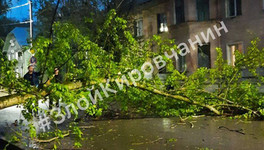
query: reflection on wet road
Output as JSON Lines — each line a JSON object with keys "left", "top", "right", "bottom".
{"left": 41, "top": 117, "right": 264, "bottom": 150}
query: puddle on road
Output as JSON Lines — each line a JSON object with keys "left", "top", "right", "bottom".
{"left": 40, "top": 117, "right": 264, "bottom": 150}
{"left": 0, "top": 105, "right": 263, "bottom": 149}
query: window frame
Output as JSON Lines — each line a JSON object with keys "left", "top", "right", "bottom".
{"left": 198, "top": 43, "right": 211, "bottom": 68}
{"left": 226, "top": 0, "right": 242, "bottom": 18}
{"left": 174, "top": 0, "right": 185, "bottom": 24}
{"left": 178, "top": 55, "right": 186, "bottom": 72}
{"left": 177, "top": 44, "right": 187, "bottom": 72}
{"left": 196, "top": 0, "right": 210, "bottom": 21}
{"left": 135, "top": 19, "right": 143, "bottom": 37}
{"left": 226, "top": 42, "right": 243, "bottom": 66}
{"left": 157, "top": 13, "right": 168, "bottom": 33}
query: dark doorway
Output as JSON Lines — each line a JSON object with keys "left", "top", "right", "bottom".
{"left": 198, "top": 44, "right": 211, "bottom": 68}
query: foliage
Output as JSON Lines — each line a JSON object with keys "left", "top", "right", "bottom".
{"left": 0, "top": 0, "right": 19, "bottom": 40}
{"left": 1, "top": 9, "right": 264, "bottom": 149}
{"left": 33, "top": 0, "right": 130, "bottom": 38}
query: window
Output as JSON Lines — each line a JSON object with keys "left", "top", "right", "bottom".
{"left": 227, "top": 43, "right": 243, "bottom": 66}
{"left": 178, "top": 55, "right": 186, "bottom": 72}
{"left": 18, "top": 52, "right": 23, "bottom": 61}
{"left": 157, "top": 13, "right": 168, "bottom": 33}
{"left": 226, "top": 0, "right": 242, "bottom": 17}
{"left": 177, "top": 44, "right": 187, "bottom": 72}
{"left": 11, "top": 53, "right": 15, "bottom": 60}
{"left": 197, "top": 0, "right": 210, "bottom": 21}
{"left": 198, "top": 44, "right": 211, "bottom": 68}
{"left": 7, "top": 54, "right": 10, "bottom": 60}
{"left": 175, "top": 0, "right": 185, "bottom": 24}
{"left": 15, "top": 68, "right": 19, "bottom": 78}
{"left": 135, "top": 19, "right": 143, "bottom": 37}
{"left": 15, "top": 52, "right": 18, "bottom": 60}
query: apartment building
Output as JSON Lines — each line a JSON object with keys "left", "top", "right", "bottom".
{"left": 130, "top": 0, "right": 264, "bottom": 73}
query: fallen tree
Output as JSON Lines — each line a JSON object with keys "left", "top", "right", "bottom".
{"left": 0, "top": 80, "right": 221, "bottom": 115}
{"left": 1, "top": 9, "right": 264, "bottom": 149}
{"left": 0, "top": 82, "right": 82, "bottom": 109}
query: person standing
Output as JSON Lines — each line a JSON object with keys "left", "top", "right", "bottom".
{"left": 23, "top": 65, "right": 41, "bottom": 116}
{"left": 49, "top": 67, "right": 63, "bottom": 109}
{"left": 53, "top": 67, "right": 63, "bottom": 84}
{"left": 24, "top": 65, "right": 41, "bottom": 87}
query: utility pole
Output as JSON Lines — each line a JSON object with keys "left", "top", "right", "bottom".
{"left": 29, "top": 0, "right": 33, "bottom": 47}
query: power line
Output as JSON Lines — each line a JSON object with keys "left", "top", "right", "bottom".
{"left": 2, "top": 2, "right": 29, "bottom": 12}
{"left": 0, "top": 20, "right": 32, "bottom": 26}
{"left": 1, "top": 1, "right": 33, "bottom": 27}
{"left": 117, "top": 0, "right": 125, "bottom": 9}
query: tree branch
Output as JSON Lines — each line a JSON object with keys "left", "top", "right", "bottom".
{"left": 40, "top": 0, "right": 61, "bottom": 84}
{"left": 34, "top": 130, "right": 70, "bottom": 143}
{"left": 214, "top": 104, "right": 260, "bottom": 117}
{"left": 131, "top": 84, "right": 221, "bottom": 115}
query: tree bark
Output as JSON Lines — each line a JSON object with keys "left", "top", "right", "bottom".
{"left": 0, "top": 80, "right": 221, "bottom": 115}
{"left": 0, "top": 82, "right": 82, "bottom": 109}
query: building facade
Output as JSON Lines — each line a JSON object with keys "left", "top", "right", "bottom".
{"left": 131, "top": 0, "right": 264, "bottom": 73}
{"left": 2, "top": 27, "right": 32, "bottom": 77}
